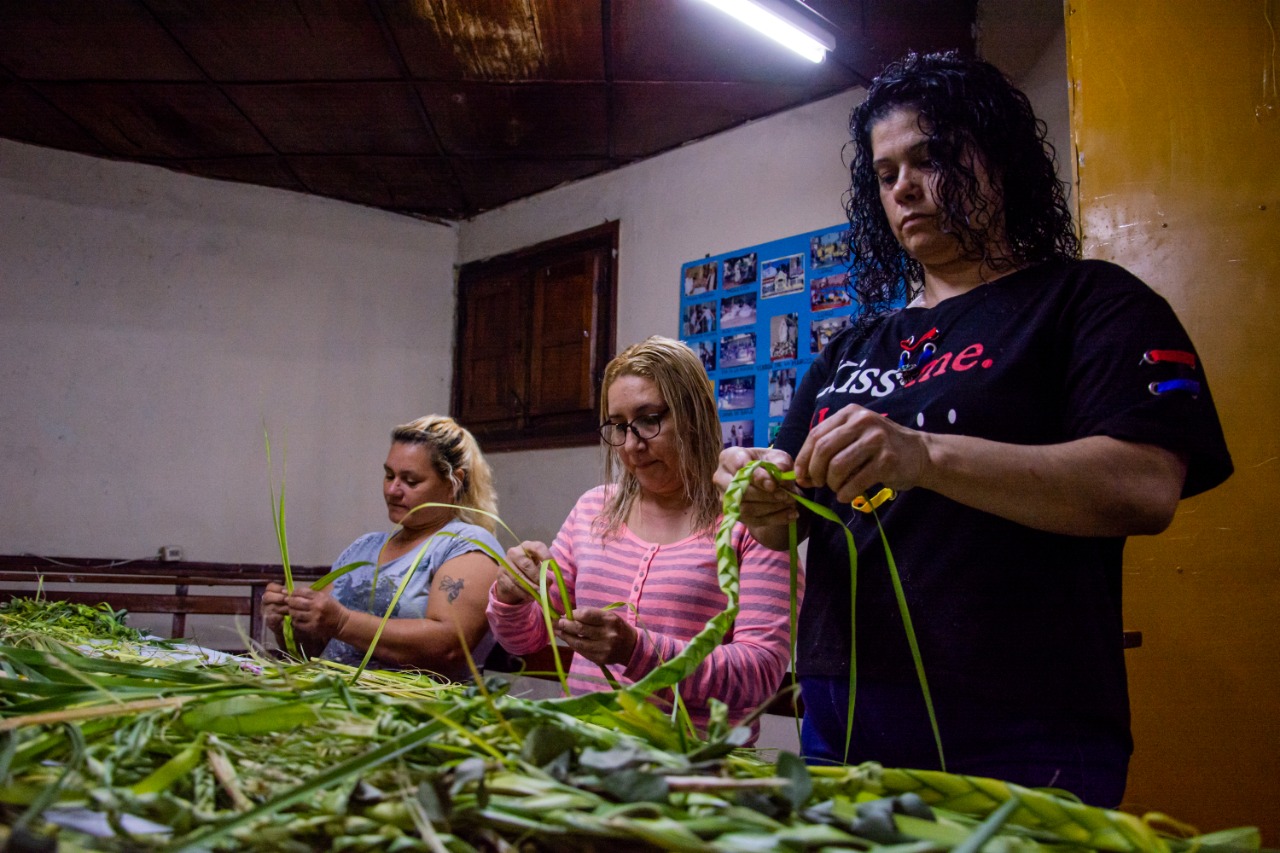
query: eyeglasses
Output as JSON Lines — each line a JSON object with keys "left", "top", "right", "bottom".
{"left": 598, "top": 410, "right": 667, "bottom": 446}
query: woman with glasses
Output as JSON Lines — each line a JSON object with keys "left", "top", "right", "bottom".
{"left": 486, "top": 336, "right": 798, "bottom": 741}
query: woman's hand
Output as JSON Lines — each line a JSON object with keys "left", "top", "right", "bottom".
{"left": 794, "top": 403, "right": 930, "bottom": 503}
{"left": 714, "top": 447, "right": 800, "bottom": 550}
{"left": 796, "top": 404, "right": 1188, "bottom": 537}
{"left": 261, "top": 581, "right": 342, "bottom": 655}
{"left": 494, "top": 540, "right": 552, "bottom": 605}
{"left": 555, "top": 607, "right": 636, "bottom": 667}
{"left": 280, "top": 586, "right": 349, "bottom": 641}
{"left": 262, "top": 582, "right": 290, "bottom": 638}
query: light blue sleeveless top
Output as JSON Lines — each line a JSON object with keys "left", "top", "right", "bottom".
{"left": 320, "top": 518, "right": 501, "bottom": 671}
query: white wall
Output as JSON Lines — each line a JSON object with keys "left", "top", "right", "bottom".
{"left": 459, "top": 17, "right": 1070, "bottom": 547}
{"left": 0, "top": 18, "right": 1068, "bottom": 637}
{"left": 460, "top": 89, "right": 858, "bottom": 544}
{"left": 0, "top": 141, "right": 458, "bottom": 568}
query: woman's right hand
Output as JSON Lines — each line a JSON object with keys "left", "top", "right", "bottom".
{"left": 282, "top": 586, "right": 348, "bottom": 640}
{"left": 714, "top": 447, "right": 800, "bottom": 529}
{"left": 262, "top": 582, "right": 289, "bottom": 636}
{"left": 494, "top": 540, "right": 553, "bottom": 605}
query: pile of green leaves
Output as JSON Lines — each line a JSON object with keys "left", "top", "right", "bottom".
{"left": 0, "top": 635, "right": 1262, "bottom": 852}
{"left": 0, "top": 463, "right": 1264, "bottom": 850}
{"left": 0, "top": 598, "right": 142, "bottom": 648}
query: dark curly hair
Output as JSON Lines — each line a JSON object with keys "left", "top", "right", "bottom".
{"left": 844, "top": 50, "right": 1079, "bottom": 324}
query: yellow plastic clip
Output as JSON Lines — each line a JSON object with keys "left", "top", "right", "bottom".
{"left": 852, "top": 487, "right": 896, "bottom": 513}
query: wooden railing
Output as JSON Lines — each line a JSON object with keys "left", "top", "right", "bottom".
{"left": 0, "top": 555, "right": 327, "bottom": 649}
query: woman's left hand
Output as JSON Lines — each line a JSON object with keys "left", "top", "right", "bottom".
{"left": 555, "top": 607, "right": 636, "bottom": 667}
{"left": 261, "top": 582, "right": 290, "bottom": 637}
{"left": 795, "top": 402, "right": 930, "bottom": 503}
{"left": 283, "top": 586, "right": 349, "bottom": 641}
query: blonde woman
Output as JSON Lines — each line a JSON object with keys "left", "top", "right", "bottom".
{"left": 264, "top": 416, "right": 501, "bottom": 679}
{"left": 487, "top": 337, "right": 799, "bottom": 741}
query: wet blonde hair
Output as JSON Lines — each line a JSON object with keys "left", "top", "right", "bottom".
{"left": 597, "top": 336, "right": 722, "bottom": 538}
{"left": 390, "top": 415, "right": 498, "bottom": 533}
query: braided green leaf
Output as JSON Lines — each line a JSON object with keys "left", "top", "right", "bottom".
{"left": 813, "top": 763, "right": 1174, "bottom": 853}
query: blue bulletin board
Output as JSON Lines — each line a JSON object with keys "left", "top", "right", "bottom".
{"left": 679, "top": 224, "right": 857, "bottom": 448}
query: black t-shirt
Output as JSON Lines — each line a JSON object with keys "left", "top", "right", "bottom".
{"left": 775, "top": 259, "right": 1232, "bottom": 761}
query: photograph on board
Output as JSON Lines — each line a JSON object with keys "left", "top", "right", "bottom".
{"left": 683, "top": 261, "right": 717, "bottom": 296}
{"left": 723, "top": 252, "right": 758, "bottom": 289}
{"left": 811, "top": 271, "right": 853, "bottom": 312}
{"left": 769, "top": 368, "right": 796, "bottom": 418}
{"left": 720, "top": 292, "right": 757, "bottom": 329}
{"left": 761, "top": 254, "right": 805, "bottom": 298}
{"left": 719, "top": 331, "right": 756, "bottom": 368}
{"left": 718, "top": 375, "right": 755, "bottom": 411}
{"left": 683, "top": 300, "right": 717, "bottom": 337}
{"left": 811, "top": 315, "right": 852, "bottom": 354}
{"left": 770, "top": 313, "right": 799, "bottom": 361}
{"left": 809, "top": 228, "right": 851, "bottom": 268}
{"left": 721, "top": 419, "right": 755, "bottom": 449}
{"left": 694, "top": 340, "right": 716, "bottom": 373}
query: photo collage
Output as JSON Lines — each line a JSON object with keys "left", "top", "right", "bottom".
{"left": 679, "top": 225, "right": 857, "bottom": 449}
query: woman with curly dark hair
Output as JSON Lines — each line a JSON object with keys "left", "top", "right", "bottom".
{"left": 717, "top": 51, "right": 1231, "bottom": 806}
{"left": 844, "top": 50, "right": 1079, "bottom": 325}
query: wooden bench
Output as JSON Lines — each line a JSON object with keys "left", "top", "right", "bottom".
{"left": 0, "top": 555, "right": 326, "bottom": 650}
{"left": 0, "top": 555, "right": 551, "bottom": 670}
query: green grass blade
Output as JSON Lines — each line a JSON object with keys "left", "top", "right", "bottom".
{"left": 547, "top": 558, "right": 573, "bottom": 621}
{"left": 402, "top": 500, "right": 521, "bottom": 544}
{"left": 180, "top": 695, "right": 321, "bottom": 735}
{"left": 740, "top": 464, "right": 932, "bottom": 770}
{"left": 351, "top": 539, "right": 432, "bottom": 681}
{"left": 430, "top": 530, "right": 540, "bottom": 601}
{"left": 538, "top": 560, "right": 571, "bottom": 696}
{"left": 788, "top": 518, "right": 801, "bottom": 746}
{"left": 264, "top": 426, "right": 298, "bottom": 658}
{"left": 784, "top": 486, "right": 858, "bottom": 764}
{"left": 130, "top": 732, "right": 207, "bottom": 795}
{"left": 308, "top": 561, "right": 373, "bottom": 591}
{"left": 872, "top": 506, "right": 945, "bottom": 771}
{"left": 340, "top": 526, "right": 527, "bottom": 679}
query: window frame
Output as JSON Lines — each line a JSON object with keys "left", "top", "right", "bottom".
{"left": 451, "top": 221, "right": 618, "bottom": 452}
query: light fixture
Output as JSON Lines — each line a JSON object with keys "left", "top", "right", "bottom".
{"left": 696, "top": 0, "right": 836, "bottom": 64}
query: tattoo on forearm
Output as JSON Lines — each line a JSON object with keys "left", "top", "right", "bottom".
{"left": 440, "top": 575, "right": 464, "bottom": 603}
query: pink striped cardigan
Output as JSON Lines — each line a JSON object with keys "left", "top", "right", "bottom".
{"left": 487, "top": 486, "right": 801, "bottom": 740}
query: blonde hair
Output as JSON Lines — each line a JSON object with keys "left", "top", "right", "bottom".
{"left": 390, "top": 415, "right": 498, "bottom": 533}
{"left": 597, "top": 336, "right": 722, "bottom": 537}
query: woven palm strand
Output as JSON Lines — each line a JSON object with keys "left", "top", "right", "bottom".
{"left": 812, "top": 763, "right": 1171, "bottom": 853}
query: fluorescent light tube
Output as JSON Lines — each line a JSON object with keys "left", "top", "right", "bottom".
{"left": 696, "top": 0, "right": 836, "bottom": 63}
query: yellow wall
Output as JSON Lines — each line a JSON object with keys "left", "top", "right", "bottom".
{"left": 1067, "top": 0, "right": 1279, "bottom": 841}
